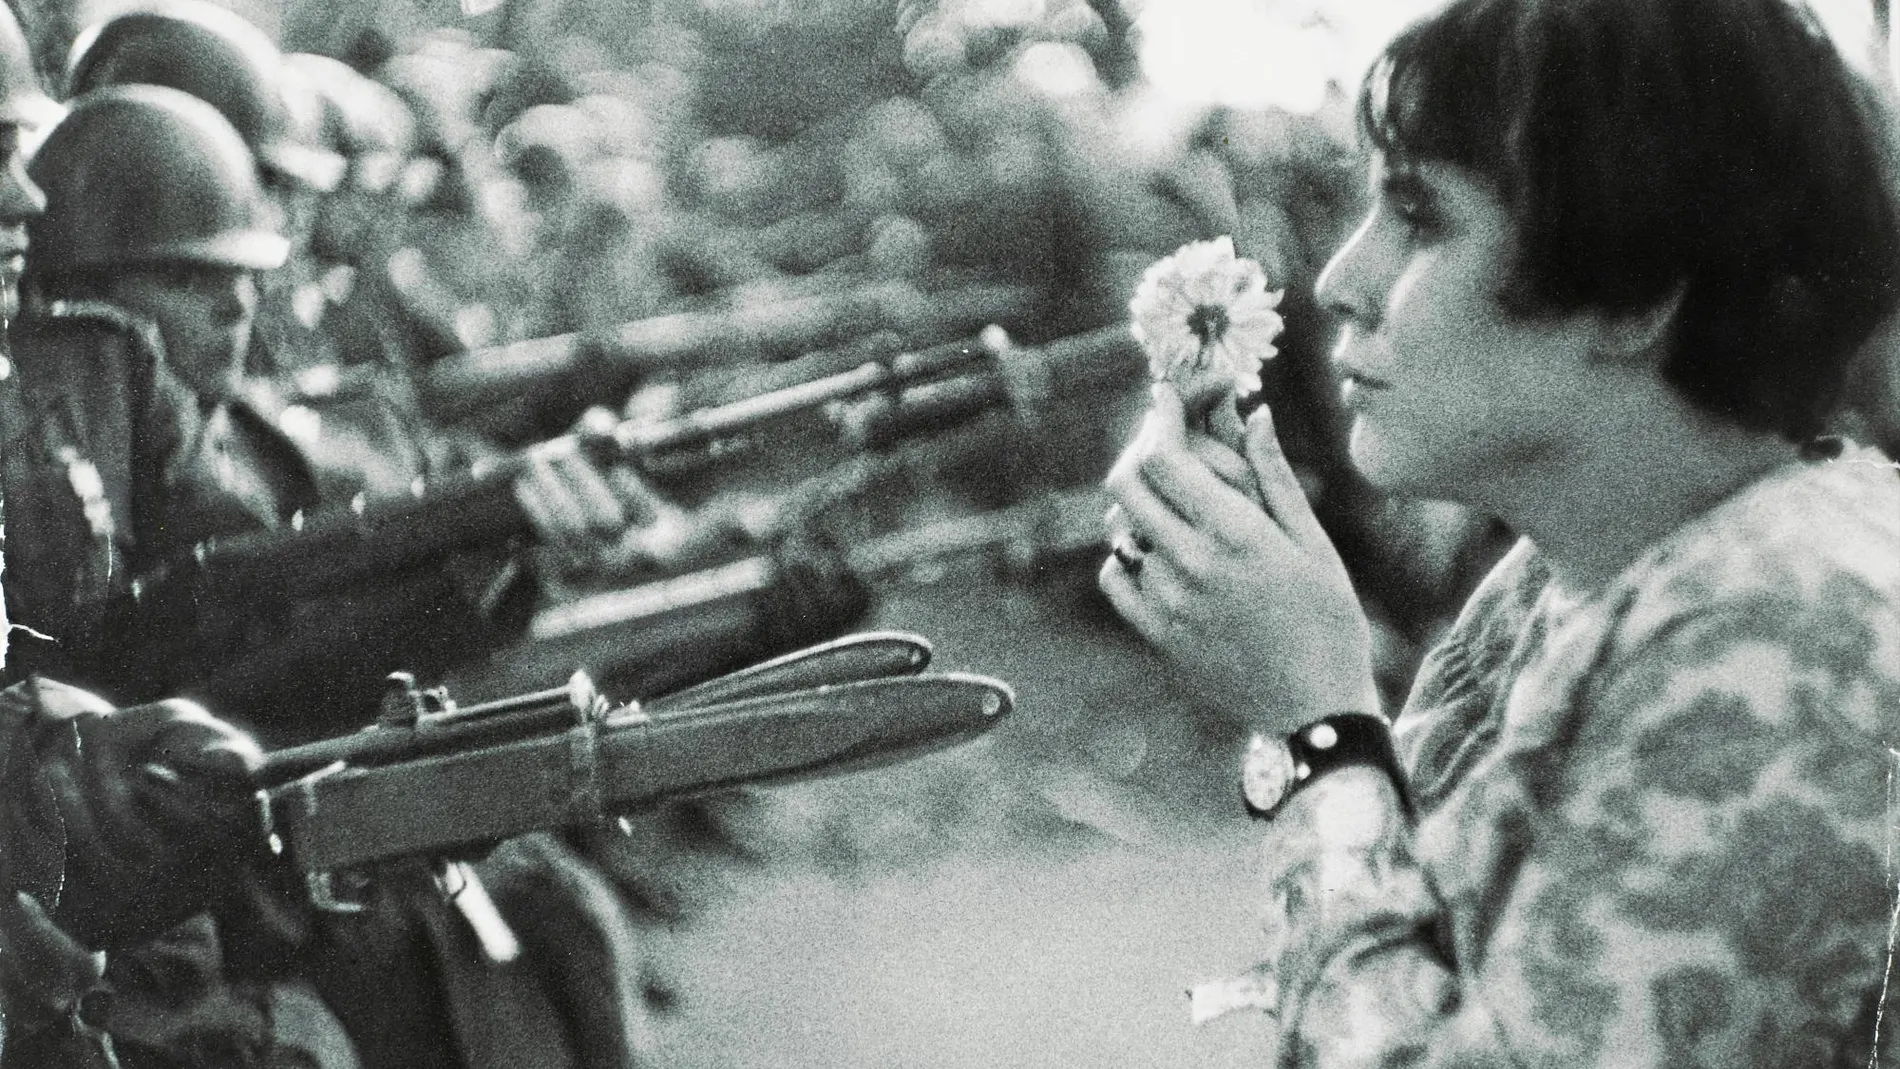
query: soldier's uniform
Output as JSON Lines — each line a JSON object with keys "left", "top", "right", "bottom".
{"left": 0, "top": 81, "right": 658, "bottom": 1069}
{"left": 0, "top": 296, "right": 524, "bottom": 743}
{"left": 0, "top": 670, "right": 334, "bottom": 1069}
{"left": 0, "top": 298, "right": 630, "bottom": 1069}
{"left": 0, "top": 300, "right": 676, "bottom": 1069}
{"left": 0, "top": 302, "right": 161, "bottom": 652}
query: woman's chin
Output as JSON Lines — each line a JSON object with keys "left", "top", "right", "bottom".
{"left": 1346, "top": 423, "right": 1415, "bottom": 493}
{"left": 1347, "top": 424, "right": 1459, "bottom": 501}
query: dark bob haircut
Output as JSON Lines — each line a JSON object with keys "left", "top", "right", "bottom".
{"left": 1359, "top": 0, "right": 1900, "bottom": 442}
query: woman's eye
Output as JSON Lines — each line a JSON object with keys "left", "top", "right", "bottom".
{"left": 1388, "top": 193, "right": 1440, "bottom": 238}
{"left": 1377, "top": 170, "right": 1443, "bottom": 240}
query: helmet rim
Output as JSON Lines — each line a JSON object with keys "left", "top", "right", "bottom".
{"left": 34, "top": 230, "right": 290, "bottom": 277}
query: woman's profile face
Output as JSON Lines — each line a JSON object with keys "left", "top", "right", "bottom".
{"left": 1314, "top": 155, "right": 1612, "bottom": 505}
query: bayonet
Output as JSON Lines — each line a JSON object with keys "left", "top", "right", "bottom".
{"left": 257, "top": 634, "right": 1011, "bottom": 882}
{"left": 643, "top": 630, "right": 930, "bottom": 712}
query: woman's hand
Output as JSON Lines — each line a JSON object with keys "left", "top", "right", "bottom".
{"left": 1100, "top": 383, "right": 1378, "bottom": 734}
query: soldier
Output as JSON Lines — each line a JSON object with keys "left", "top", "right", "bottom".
{"left": 8, "top": 76, "right": 721, "bottom": 719}
{"left": 374, "top": 43, "right": 537, "bottom": 373}
{"left": 4, "top": 84, "right": 664, "bottom": 1069}
{"left": 0, "top": 679, "right": 286, "bottom": 1069}
{"left": 65, "top": 2, "right": 346, "bottom": 205}
{"left": 286, "top": 51, "right": 440, "bottom": 380}
{"left": 60, "top": 0, "right": 461, "bottom": 513}
{"left": 66, "top": 1, "right": 350, "bottom": 370}
{"left": 64, "top": 0, "right": 345, "bottom": 266}
{"left": 0, "top": 7, "right": 334, "bottom": 1065}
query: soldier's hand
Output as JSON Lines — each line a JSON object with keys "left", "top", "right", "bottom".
{"left": 514, "top": 445, "right": 633, "bottom": 548}
{"left": 754, "top": 498, "right": 872, "bottom": 654}
{"left": 7, "top": 683, "right": 272, "bottom": 949}
{"left": 515, "top": 408, "right": 729, "bottom": 579}
{"left": 514, "top": 407, "right": 645, "bottom": 546}
{"left": 0, "top": 890, "right": 105, "bottom": 1035}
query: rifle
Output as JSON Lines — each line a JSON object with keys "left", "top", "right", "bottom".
{"left": 412, "top": 477, "right": 1112, "bottom": 705}
{"left": 255, "top": 631, "right": 1011, "bottom": 909}
{"left": 418, "top": 277, "right": 1039, "bottom": 422}
{"left": 94, "top": 324, "right": 1141, "bottom": 640}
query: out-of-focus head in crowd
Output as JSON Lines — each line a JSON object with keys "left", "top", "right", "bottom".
{"left": 286, "top": 51, "right": 432, "bottom": 266}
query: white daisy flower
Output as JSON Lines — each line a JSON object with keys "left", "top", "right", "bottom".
{"left": 1129, "top": 235, "right": 1285, "bottom": 402}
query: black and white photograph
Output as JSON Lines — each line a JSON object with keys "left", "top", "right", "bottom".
{"left": 0, "top": 0, "right": 1896, "bottom": 1065}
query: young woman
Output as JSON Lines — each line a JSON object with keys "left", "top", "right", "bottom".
{"left": 1102, "top": 0, "right": 1900, "bottom": 1064}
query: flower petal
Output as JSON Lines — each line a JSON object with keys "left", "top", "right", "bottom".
{"left": 1130, "top": 236, "right": 1286, "bottom": 391}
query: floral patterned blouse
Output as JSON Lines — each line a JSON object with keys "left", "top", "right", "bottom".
{"left": 1243, "top": 445, "right": 1900, "bottom": 1068}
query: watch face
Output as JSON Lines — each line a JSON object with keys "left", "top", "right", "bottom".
{"left": 1241, "top": 734, "right": 1296, "bottom": 814}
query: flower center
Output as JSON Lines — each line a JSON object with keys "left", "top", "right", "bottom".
{"left": 1186, "top": 303, "right": 1230, "bottom": 349}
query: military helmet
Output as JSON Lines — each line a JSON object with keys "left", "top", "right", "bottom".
{"left": 287, "top": 53, "right": 418, "bottom": 193}
{"left": 27, "top": 84, "right": 289, "bottom": 277}
{"left": 66, "top": 2, "right": 344, "bottom": 192}
{"left": 0, "top": 3, "right": 64, "bottom": 135}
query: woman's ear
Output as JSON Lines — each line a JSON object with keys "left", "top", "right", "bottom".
{"left": 1594, "top": 282, "right": 1687, "bottom": 363}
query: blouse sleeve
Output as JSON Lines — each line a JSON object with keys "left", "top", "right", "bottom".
{"left": 1258, "top": 598, "right": 1900, "bottom": 1069}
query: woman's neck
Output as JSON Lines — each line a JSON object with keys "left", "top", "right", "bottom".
{"left": 1491, "top": 381, "right": 1799, "bottom": 598}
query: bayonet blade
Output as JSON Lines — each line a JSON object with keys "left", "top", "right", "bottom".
{"left": 643, "top": 630, "right": 932, "bottom": 713}
{"left": 616, "top": 672, "right": 1008, "bottom": 805}
{"left": 263, "top": 673, "right": 1011, "bottom": 871}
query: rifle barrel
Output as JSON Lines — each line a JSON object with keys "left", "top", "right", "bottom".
{"left": 108, "top": 324, "right": 1125, "bottom": 631}
{"left": 421, "top": 280, "right": 1037, "bottom": 420}
{"left": 615, "top": 334, "right": 991, "bottom": 457}
{"left": 836, "top": 325, "right": 1140, "bottom": 449}
{"left": 621, "top": 323, "right": 1140, "bottom": 469}
{"left": 526, "top": 485, "right": 1111, "bottom": 643}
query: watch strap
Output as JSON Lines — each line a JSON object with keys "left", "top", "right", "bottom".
{"left": 1241, "top": 712, "right": 1409, "bottom": 820}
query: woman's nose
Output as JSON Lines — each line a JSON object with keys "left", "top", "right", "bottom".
{"left": 1313, "top": 217, "right": 1384, "bottom": 328}
{"left": 0, "top": 153, "right": 46, "bottom": 225}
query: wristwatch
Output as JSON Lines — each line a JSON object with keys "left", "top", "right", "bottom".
{"left": 1240, "top": 712, "right": 1409, "bottom": 820}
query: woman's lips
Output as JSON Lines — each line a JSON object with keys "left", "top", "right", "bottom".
{"left": 1339, "top": 370, "right": 1391, "bottom": 410}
